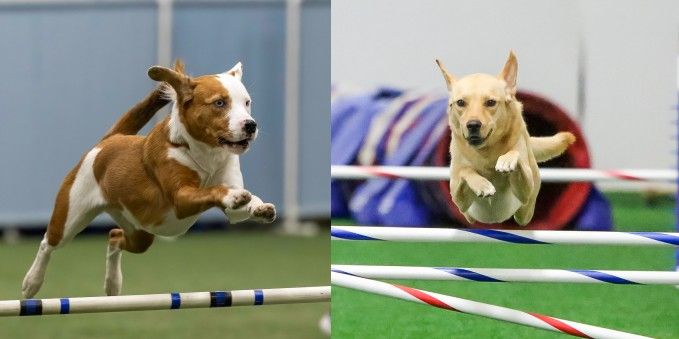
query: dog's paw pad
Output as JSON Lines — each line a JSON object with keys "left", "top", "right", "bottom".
{"left": 252, "top": 203, "right": 276, "bottom": 223}
{"left": 496, "top": 154, "right": 518, "bottom": 173}
{"left": 223, "top": 189, "right": 252, "bottom": 209}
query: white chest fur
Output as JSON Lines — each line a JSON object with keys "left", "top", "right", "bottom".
{"left": 167, "top": 146, "right": 243, "bottom": 187}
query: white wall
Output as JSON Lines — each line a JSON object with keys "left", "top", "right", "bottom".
{"left": 332, "top": 0, "right": 678, "bottom": 180}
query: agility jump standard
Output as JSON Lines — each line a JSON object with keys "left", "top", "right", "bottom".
{"left": 331, "top": 226, "right": 679, "bottom": 246}
{"left": 0, "top": 286, "right": 330, "bottom": 316}
{"left": 332, "top": 272, "right": 651, "bottom": 339}
{"left": 332, "top": 265, "right": 679, "bottom": 285}
{"left": 331, "top": 165, "right": 677, "bottom": 182}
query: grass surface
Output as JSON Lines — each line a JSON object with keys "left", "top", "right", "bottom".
{"left": 331, "top": 193, "right": 679, "bottom": 338}
{"left": 0, "top": 230, "right": 329, "bottom": 339}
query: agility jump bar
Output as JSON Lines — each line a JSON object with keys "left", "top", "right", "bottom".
{"left": 332, "top": 265, "right": 679, "bottom": 285}
{"left": 332, "top": 272, "right": 652, "bottom": 339}
{"left": 331, "top": 226, "right": 679, "bottom": 246}
{"left": 0, "top": 286, "right": 330, "bottom": 316}
{"left": 331, "top": 165, "right": 677, "bottom": 182}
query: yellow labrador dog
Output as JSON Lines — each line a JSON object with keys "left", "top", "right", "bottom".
{"left": 435, "top": 51, "right": 575, "bottom": 225}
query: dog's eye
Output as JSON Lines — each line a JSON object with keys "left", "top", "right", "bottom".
{"left": 214, "top": 99, "right": 225, "bottom": 108}
{"left": 246, "top": 100, "right": 251, "bottom": 107}
{"left": 485, "top": 99, "right": 497, "bottom": 107}
{"left": 456, "top": 99, "right": 466, "bottom": 107}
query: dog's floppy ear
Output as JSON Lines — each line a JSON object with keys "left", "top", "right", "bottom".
{"left": 148, "top": 62, "right": 193, "bottom": 104}
{"left": 498, "top": 50, "right": 518, "bottom": 95}
{"left": 225, "top": 62, "right": 243, "bottom": 81}
{"left": 435, "top": 59, "right": 456, "bottom": 91}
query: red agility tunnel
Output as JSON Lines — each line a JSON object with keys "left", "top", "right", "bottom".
{"left": 428, "top": 91, "right": 591, "bottom": 230}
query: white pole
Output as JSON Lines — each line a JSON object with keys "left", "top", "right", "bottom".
{"left": 0, "top": 286, "right": 329, "bottom": 316}
{"left": 154, "top": 0, "right": 174, "bottom": 125}
{"left": 331, "top": 165, "right": 677, "bottom": 182}
{"left": 283, "top": 0, "right": 302, "bottom": 234}
{"left": 331, "top": 226, "right": 679, "bottom": 246}
{"left": 332, "top": 272, "right": 651, "bottom": 339}
{"left": 332, "top": 265, "right": 679, "bottom": 285}
{"left": 156, "top": 0, "right": 173, "bottom": 68}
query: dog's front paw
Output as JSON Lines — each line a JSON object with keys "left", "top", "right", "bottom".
{"left": 223, "top": 189, "right": 252, "bottom": 209}
{"left": 252, "top": 203, "right": 276, "bottom": 223}
{"left": 466, "top": 177, "right": 495, "bottom": 197}
{"left": 496, "top": 151, "right": 519, "bottom": 173}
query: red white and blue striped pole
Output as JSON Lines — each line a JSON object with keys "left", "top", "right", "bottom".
{"left": 332, "top": 272, "right": 651, "bottom": 338}
{"left": 331, "top": 226, "right": 679, "bottom": 246}
{"left": 0, "top": 286, "right": 330, "bottom": 316}
{"left": 331, "top": 165, "right": 677, "bottom": 182}
{"left": 332, "top": 265, "right": 679, "bottom": 285}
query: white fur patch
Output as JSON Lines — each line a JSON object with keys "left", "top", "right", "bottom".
{"left": 168, "top": 102, "right": 188, "bottom": 145}
{"left": 145, "top": 211, "right": 200, "bottom": 237}
{"left": 63, "top": 148, "right": 106, "bottom": 236}
{"left": 217, "top": 72, "right": 254, "bottom": 141}
{"left": 70, "top": 148, "right": 106, "bottom": 205}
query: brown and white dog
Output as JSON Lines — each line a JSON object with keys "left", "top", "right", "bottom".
{"left": 435, "top": 52, "right": 575, "bottom": 226}
{"left": 22, "top": 60, "right": 276, "bottom": 298}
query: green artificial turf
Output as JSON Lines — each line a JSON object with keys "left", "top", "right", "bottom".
{"left": 331, "top": 192, "right": 679, "bottom": 338}
{"left": 0, "top": 230, "right": 329, "bottom": 339}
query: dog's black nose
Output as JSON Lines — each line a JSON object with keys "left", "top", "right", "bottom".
{"left": 244, "top": 120, "right": 257, "bottom": 134}
{"left": 466, "top": 120, "right": 482, "bottom": 134}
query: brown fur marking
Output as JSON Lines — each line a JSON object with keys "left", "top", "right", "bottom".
{"left": 45, "top": 161, "right": 81, "bottom": 247}
{"left": 178, "top": 75, "right": 233, "bottom": 147}
{"left": 108, "top": 228, "right": 154, "bottom": 254}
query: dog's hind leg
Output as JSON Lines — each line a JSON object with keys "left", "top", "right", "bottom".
{"left": 530, "top": 132, "right": 576, "bottom": 163}
{"left": 22, "top": 149, "right": 105, "bottom": 298}
{"left": 105, "top": 228, "right": 154, "bottom": 296}
{"left": 22, "top": 238, "right": 55, "bottom": 299}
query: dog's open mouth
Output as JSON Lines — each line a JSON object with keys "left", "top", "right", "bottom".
{"left": 218, "top": 136, "right": 250, "bottom": 148}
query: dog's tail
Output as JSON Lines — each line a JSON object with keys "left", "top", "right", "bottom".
{"left": 530, "top": 132, "right": 576, "bottom": 163}
{"left": 100, "top": 86, "right": 170, "bottom": 140}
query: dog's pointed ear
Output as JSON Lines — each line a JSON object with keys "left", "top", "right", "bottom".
{"left": 225, "top": 62, "right": 243, "bottom": 81}
{"left": 148, "top": 64, "right": 193, "bottom": 103}
{"left": 435, "top": 59, "right": 456, "bottom": 91}
{"left": 499, "top": 50, "right": 518, "bottom": 95}
{"left": 174, "top": 58, "right": 187, "bottom": 74}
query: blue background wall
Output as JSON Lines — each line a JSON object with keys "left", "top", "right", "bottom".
{"left": 0, "top": 0, "right": 329, "bottom": 226}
